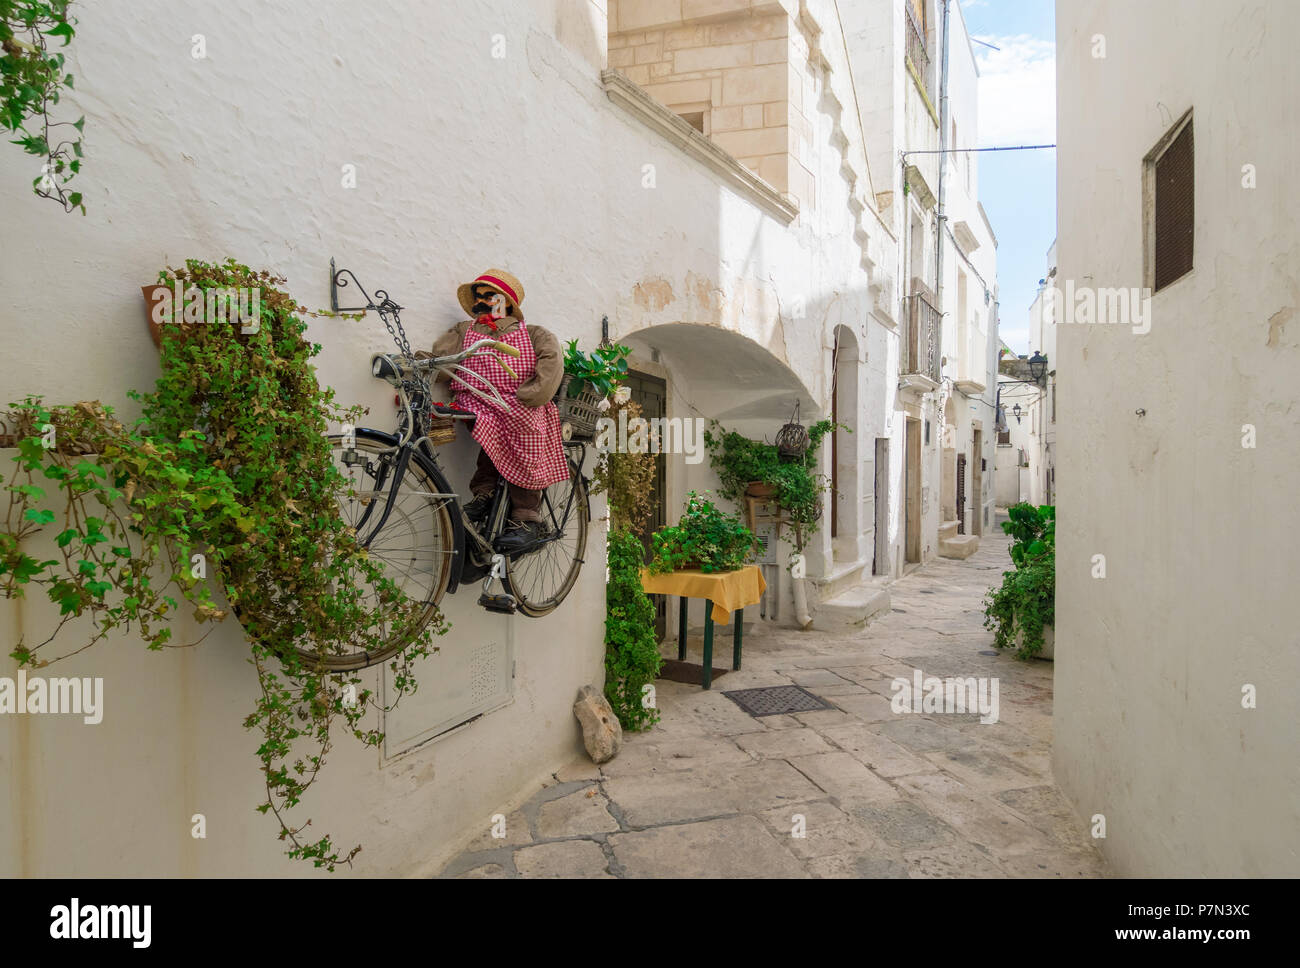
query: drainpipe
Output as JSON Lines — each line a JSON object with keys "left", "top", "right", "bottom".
{"left": 792, "top": 569, "right": 813, "bottom": 630}
{"left": 934, "top": 0, "right": 952, "bottom": 322}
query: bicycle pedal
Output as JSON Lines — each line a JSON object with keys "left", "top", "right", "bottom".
{"left": 477, "top": 592, "right": 517, "bottom": 614}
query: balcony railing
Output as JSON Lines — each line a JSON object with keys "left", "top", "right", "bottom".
{"left": 905, "top": 291, "right": 941, "bottom": 383}
{"left": 905, "top": 1, "right": 930, "bottom": 90}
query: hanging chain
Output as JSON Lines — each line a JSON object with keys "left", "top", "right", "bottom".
{"left": 376, "top": 295, "right": 412, "bottom": 359}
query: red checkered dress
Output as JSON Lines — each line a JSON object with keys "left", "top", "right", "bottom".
{"left": 451, "top": 321, "right": 569, "bottom": 490}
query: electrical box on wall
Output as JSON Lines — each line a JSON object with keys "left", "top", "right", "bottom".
{"left": 381, "top": 605, "right": 515, "bottom": 758}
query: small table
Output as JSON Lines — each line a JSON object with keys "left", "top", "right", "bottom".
{"left": 639, "top": 565, "right": 767, "bottom": 689}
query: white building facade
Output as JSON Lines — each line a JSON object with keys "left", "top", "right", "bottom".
{"left": 1054, "top": 0, "right": 1300, "bottom": 875}
{"left": 0, "top": 0, "right": 998, "bottom": 875}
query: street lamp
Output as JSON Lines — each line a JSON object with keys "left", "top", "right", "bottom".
{"left": 1028, "top": 351, "right": 1048, "bottom": 384}
{"left": 1012, "top": 403, "right": 1022, "bottom": 423}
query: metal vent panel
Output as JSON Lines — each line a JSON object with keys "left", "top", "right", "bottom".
{"left": 723, "top": 685, "right": 832, "bottom": 717}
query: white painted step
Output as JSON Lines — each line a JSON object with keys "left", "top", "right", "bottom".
{"left": 939, "top": 534, "right": 980, "bottom": 559}
{"left": 814, "top": 580, "right": 892, "bottom": 630}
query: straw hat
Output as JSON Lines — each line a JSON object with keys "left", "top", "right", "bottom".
{"left": 457, "top": 269, "right": 525, "bottom": 319}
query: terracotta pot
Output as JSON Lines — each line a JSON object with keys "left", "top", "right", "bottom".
{"left": 745, "top": 481, "right": 777, "bottom": 499}
{"left": 141, "top": 284, "right": 169, "bottom": 349}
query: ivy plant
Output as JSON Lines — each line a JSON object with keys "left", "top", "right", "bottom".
{"left": 702, "top": 418, "right": 843, "bottom": 550}
{"left": 1, "top": 258, "right": 443, "bottom": 870}
{"left": 983, "top": 502, "right": 1055, "bottom": 659}
{"left": 604, "top": 528, "right": 661, "bottom": 732}
{"left": 1, "top": 0, "right": 85, "bottom": 213}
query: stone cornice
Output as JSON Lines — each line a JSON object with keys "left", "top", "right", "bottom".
{"left": 601, "top": 70, "right": 799, "bottom": 225}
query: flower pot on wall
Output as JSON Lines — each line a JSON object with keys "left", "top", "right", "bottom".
{"left": 745, "top": 481, "right": 777, "bottom": 499}
{"left": 141, "top": 284, "right": 168, "bottom": 349}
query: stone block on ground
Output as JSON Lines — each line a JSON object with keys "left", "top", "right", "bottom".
{"left": 574, "top": 683, "right": 623, "bottom": 764}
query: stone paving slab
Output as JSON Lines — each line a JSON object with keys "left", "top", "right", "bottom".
{"left": 609, "top": 816, "right": 809, "bottom": 878}
{"left": 434, "top": 525, "right": 1111, "bottom": 879}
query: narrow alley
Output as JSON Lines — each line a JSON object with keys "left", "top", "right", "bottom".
{"left": 440, "top": 518, "right": 1108, "bottom": 879}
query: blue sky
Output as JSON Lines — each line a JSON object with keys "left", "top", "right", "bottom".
{"left": 960, "top": 0, "right": 1056, "bottom": 353}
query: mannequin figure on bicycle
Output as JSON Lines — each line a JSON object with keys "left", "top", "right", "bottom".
{"left": 417, "top": 269, "right": 567, "bottom": 554}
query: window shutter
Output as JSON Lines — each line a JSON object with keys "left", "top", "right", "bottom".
{"left": 1153, "top": 120, "right": 1194, "bottom": 291}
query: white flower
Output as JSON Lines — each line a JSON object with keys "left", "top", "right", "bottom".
{"left": 613, "top": 386, "right": 631, "bottom": 404}
{"left": 596, "top": 397, "right": 611, "bottom": 412}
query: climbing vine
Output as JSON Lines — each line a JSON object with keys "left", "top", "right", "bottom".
{"left": 589, "top": 395, "right": 662, "bottom": 731}
{"left": 1, "top": 258, "right": 443, "bottom": 869}
{"left": 1, "top": 0, "right": 85, "bottom": 213}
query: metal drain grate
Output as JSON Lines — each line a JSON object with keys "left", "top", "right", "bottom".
{"left": 723, "top": 685, "right": 833, "bottom": 717}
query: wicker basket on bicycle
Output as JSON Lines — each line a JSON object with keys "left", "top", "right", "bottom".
{"left": 555, "top": 374, "right": 604, "bottom": 440}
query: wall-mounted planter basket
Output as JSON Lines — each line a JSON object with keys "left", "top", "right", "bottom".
{"left": 142, "top": 284, "right": 168, "bottom": 349}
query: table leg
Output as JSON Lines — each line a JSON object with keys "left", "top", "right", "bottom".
{"left": 677, "top": 596, "right": 687, "bottom": 661}
{"left": 702, "top": 604, "right": 714, "bottom": 690}
{"left": 734, "top": 607, "right": 743, "bottom": 671}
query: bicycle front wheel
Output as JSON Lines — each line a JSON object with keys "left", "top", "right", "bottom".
{"left": 503, "top": 458, "right": 589, "bottom": 617}
{"left": 295, "top": 431, "right": 456, "bottom": 671}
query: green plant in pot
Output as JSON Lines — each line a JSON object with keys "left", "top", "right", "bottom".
{"left": 983, "top": 502, "right": 1055, "bottom": 659}
{"left": 563, "top": 340, "right": 631, "bottom": 398}
{"left": 649, "top": 491, "right": 757, "bottom": 575}
{"left": 1, "top": 258, "right": 443, "bottom": 870}
{"left": 702, "top": 418, "right": 842, "bottom": 552}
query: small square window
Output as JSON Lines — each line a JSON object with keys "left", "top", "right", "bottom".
{"left": 670, "top": 101, "right": 710, "bottom": 137}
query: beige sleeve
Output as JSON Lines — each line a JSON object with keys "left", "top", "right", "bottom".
{"left": 415, "top": 320, "right": 471, "bottom": 384}
{"left": 515, "top": 324, "right": 565, "bottom": 408}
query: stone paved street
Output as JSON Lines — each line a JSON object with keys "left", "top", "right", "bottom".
{"left": 438, "top": 522, "right": 1110, "bottom": 878}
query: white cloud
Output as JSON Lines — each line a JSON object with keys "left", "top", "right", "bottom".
{"left": 973, "top": 35, "right": 1055, "bottom": 146}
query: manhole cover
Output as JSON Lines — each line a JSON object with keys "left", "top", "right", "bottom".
{"left": 723, "top": 685, "right": 832, "bottom": 717}
{"left": 979, "top": 650, "right": 999, "bottom": 657}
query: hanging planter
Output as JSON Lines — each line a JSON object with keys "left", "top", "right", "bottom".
{"left": 141, "top": 284, "right": 169, "bottom": 349}
{"left": 775, "top": 400, "right": 809, "bottom": 460}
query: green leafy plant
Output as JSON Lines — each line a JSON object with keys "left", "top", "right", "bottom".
{"left": 2, "top": 0, "right": 85, "bottom": 213}
{"left": 1003, "top": 501, "right": 1054, "bottom": 567}
{"left": 563, "top": 340, "right": 630, "bottom": 398}
{"left": 649, "top": 491, "right": 757, "bottom": 575}
{"left": 1, "top": 258, "right": 443, "bottom": 869}
{"left": 604, "top": 528, "right": 661, "bottom": 732}
{"left": 702, "top": 418, "right": 843, "bottom": 551}
{"left": 589, "top": 396, "right": 657, "bottom": 534}
{"left": 983, "top": 502, "right": 1055, "bottom": 659}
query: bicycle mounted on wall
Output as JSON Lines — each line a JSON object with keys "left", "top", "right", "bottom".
{"left": 311, "top": 262, "right": 591, "bottom": 672}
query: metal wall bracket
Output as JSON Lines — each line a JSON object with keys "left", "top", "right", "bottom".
{"left": 331, "top": 257, "right": 401, "bottom": 315}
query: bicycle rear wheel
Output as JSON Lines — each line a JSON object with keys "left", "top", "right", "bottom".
{"left": 503, "top": 455, "right": 589, "bottom": 617}
{"left": 291, "top": 430, "right": 456, "bottom": 671}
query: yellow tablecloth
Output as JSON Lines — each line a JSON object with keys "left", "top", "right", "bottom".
{"left": 639, "top": 565, "right": 767, "bottom": 624}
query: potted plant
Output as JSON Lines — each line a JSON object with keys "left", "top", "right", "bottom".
{"left": 562, "top": 339, "right": 631, "bottom": 398}
{"left": 649, "top": 491, "right": 758, "bottom": 575}
{"left": 702, "top": 419, "right": 839, "bottom": 532}
{"left": 983, "top": 503, "right": 1055, "bottom": 660}
{"left": 142, "top": 282, "right": 169, "bottom": 348}
{"left": 560, "top": 340, "right": 633, "bottom": 438}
